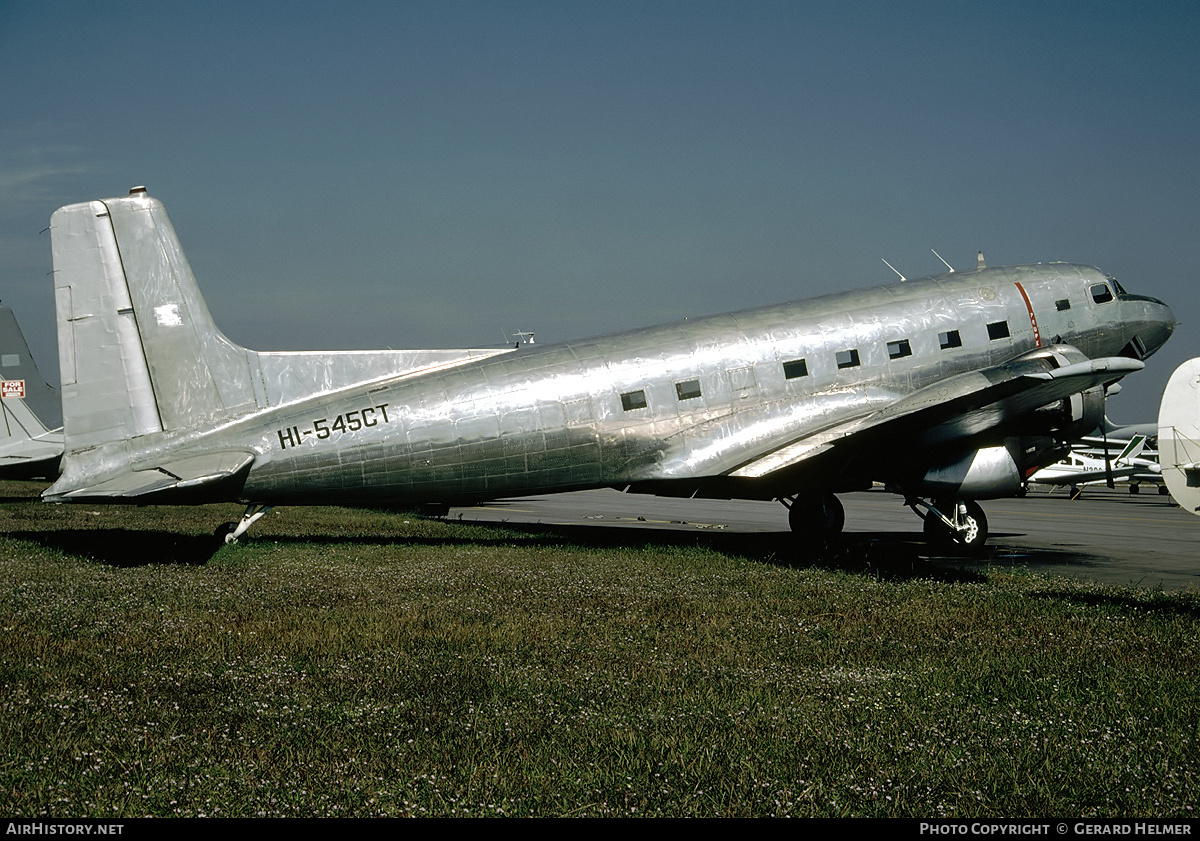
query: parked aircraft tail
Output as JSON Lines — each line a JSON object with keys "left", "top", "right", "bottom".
{"left": 51, "top": 190, "right": 260, "bottom": 453}
{"left": 1158, "top": 357, "right": 1200, "bottom": 514}
{"left": 0, "top": 304, "right": 63, "bottom": 477}
{"left": 46, "top": 188, "right": 511, "bottom": 501}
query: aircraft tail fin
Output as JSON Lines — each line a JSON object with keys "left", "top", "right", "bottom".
{"left": 1158, "top": 357, "right": 1200, "bottom": 514}
{"left": 46, "top": 189, "right": 517, "bottom": 502}
{"left": 50, "top": 190, "right": 258, "bottom": 457}
{"left": 0, "top": 305, "right": 64, "bottom": 476}
{"left": 1113, "top": 433, "right": 1147, "bottom": 464}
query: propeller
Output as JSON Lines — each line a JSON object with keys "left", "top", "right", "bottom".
{"left": 1102, "top": 420, "right": 1115, "bottom": 489}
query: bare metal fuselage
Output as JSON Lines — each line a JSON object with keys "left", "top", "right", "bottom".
{"left": 42, "top": 193, "right": 1174, "bottom": 527}
{"left": 140, "top": 267, "right": 1170, "bottom": 504}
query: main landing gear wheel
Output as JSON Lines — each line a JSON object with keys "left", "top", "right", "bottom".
{"left": 785, "top": 492, "right": 845, "bottom": 537}
{"left": 922, "top": 499, "right": 988, "bottom": 551}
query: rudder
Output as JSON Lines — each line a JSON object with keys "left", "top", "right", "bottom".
{"left": 51, "top": 190, "right": 257, "bottom": 456}
{"left": 1159, "top": 357, "right": 1200, "bottom": 514}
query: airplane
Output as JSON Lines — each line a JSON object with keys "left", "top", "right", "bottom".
{"left": 1158, "top": 357, "right": 1200, "bottom": 516}
{"left": 1026, "top": 432, "right": 1164, "bottom": 498}
{"left": 0, "top": 303, "right": 63, "bottom": 478}
{"left": 41, "top": 188, "right": 1176, "bottom": 550}
{"left": 1093, "top": 415, "right": 1159, "bottom": 445}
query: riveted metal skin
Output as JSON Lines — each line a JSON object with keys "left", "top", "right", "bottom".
{"left": 43, "top": 193, "right": 1175, "bottom": 525}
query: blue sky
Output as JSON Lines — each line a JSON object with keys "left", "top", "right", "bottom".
{"left": 1, "top": 0, "right": 1197, "bottom": 419}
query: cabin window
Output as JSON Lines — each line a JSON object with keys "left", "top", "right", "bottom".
{"left": 675, "top": 379, "right": 702, "bottom": 401}
{"left": 886, "top": 339, "right": 912, "bottom": 360}
{"left": 939, "top": 330, "right": 962, "bottom": 350}
{"left": 783, "top": 358, "right": 808, "bottom": 379}
{"left": 836, "top": 349, "right": 861, "bottom": 370}
{"left": 1055, "top": 298, "right": 1071, "bottom": 311}
{"left": 1091, "top": 284, "right": 1114, "bottom": 304}
{"left": 620, "top": 390, "right": 647, "bottom": 411}
{"left": 987, "top": 320, "right": 1010, "bottom": 340}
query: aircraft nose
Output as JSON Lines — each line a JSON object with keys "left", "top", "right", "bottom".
{"left": 1137, "top": 297, "right": 1176, "bottom": 358}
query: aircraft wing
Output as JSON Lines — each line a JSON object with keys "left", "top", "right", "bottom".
{"left": 729, "top": 350, "right": 1143, "bottom": 480}
{"left": 1028, "top": 464, "right": 1157, "bottom": 486}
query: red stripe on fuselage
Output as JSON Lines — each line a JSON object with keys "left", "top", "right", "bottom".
{"left": 1014, "top": 281, "right": 1042, "bottom": 348}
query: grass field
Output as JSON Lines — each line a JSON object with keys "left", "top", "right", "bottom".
{"left": 1, "top": 480, "right": 1197, "bottom": 817}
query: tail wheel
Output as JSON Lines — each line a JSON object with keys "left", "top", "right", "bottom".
{"left": 214, "top": 522, "right": 240, "bottom": 545}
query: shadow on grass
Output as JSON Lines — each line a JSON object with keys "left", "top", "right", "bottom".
{"left": 5, "top": 517, "right": 1062, "bottom": 585}
{"left": 0, "top": 480, "right": 51, "bottom": 501}
{"left": 9, "top": 529, "right": 222, "bottom": 566}
{"left": 1028, "top": 586, "right": 1200, "bottom": 618}
{"left": 441, "top": 518, "right": 996, "bottom": 582}
{"left": 8, "top": 491, "right": 1129, "bottom": 590}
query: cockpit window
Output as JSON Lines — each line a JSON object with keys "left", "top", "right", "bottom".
{"left": 1090, "top": 283, "right": 1114, "bottom": 304}
{"left": 1107, "top": 275, "right": 1127, "bottom": 296}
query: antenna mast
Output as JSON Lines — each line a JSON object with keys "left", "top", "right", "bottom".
{"left": 881, "top": 258, "right": 906, "bottom": 281}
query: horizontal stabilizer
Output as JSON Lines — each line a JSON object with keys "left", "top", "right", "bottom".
{"left": 44, "top": 450, "right": 255, "bottom": 504}
{"left": 0, "top": 437, "right": 64, "bottom": 465}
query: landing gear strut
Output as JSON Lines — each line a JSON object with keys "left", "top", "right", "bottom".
{"left": 214, "top": 503, "right": 273, "bottom": 545}
{"left": 912, "top": 497, "right": 988, "bottom": 551}
{"left": 783, "top": 492, "right": 845, "bottom": 538}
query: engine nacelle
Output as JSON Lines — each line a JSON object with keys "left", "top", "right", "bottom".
{"left": 1012, "top": 346, "right": 1109, "bottom": 439}
{"left": 915, "top": 440, "right": 1023, "bottom": 499}
{"left": 1025, "top": 385, "right": 1106, "bottom": 440}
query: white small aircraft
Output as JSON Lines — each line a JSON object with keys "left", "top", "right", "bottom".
{"left": 1158, "top": 357, "right": 1200, "bottom": 516}
{"left": 1027, "top": 432, "right": 1163, "bottom": 498}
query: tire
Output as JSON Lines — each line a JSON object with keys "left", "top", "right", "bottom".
{"left": 923, "top": 499, "right": 988, "bottom": 551}
{"left": 214, "top": 522, "right": 239, "bottom": 545}
{"left": 923, "top": 510, "right": 949, "bottom": 542}
{"left": 788, "top": 493, "right": 845, "bottom": 536}
{"left": 951, "top": 500, "right": 988, "bottom": 551}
